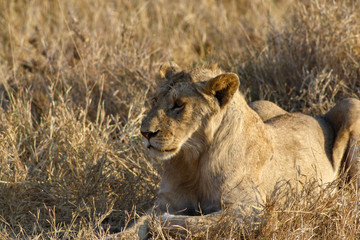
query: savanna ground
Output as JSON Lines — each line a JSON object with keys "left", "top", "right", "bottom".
{"left": 0, "top": 0, "right": 360, "bottom": 239}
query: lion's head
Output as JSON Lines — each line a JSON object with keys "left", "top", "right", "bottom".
{"left": 140, "top": 62, "right": 240, "bottom": 160}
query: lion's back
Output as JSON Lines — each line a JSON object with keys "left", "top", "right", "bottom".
{"left": 258, "top": 112, "right": 336, "bottom": 189}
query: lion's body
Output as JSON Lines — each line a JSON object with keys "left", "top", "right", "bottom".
{"left": 139, "top": 63, "right": 355, "bottom": 215}
{"left": 120, "top": 63, "right": 360, "bottom": 239}
{"left": 158, "top": 92, "right": 337, "bottom": 214}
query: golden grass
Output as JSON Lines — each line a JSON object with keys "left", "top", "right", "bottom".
{"left": 0, "top": 0, "right": 359, "bottom": 239}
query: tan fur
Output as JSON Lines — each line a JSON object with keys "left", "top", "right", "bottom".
{"left": 324, "top": 99, "right": 360, "bottom": 187}
{"left": 249, "top": 100, "right": 287, "bottom": 121}
{"left": 251, "top": 99, "right": 360, "bottom": 187}
{"left": 141, "top": 63, "right": 342, "bottom": 216}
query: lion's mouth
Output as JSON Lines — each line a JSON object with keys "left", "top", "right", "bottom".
{"left": 148, "top": 144, "right": 177, "bottom": 153}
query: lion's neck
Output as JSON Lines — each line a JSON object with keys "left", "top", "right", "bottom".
{"left": 207, "top": 93, "right": 272, "bottom": 174}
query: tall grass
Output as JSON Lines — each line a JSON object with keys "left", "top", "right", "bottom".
{"left": 0, "top": 0, "right": 359, "bottom": 239}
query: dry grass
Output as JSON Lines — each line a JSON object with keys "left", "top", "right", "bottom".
{"left": 0, "top": 0, "right": 359, "bottom": 239}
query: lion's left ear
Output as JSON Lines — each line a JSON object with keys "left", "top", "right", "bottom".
{"left": 204, "top": 73, "right": 240, "bottom": 108}
{"left": 158, "top": 61, "right": 182, "bottom": 79}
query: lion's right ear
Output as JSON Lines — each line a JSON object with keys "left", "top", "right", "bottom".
{"left": 204, "top": 73, "right": 240, "bottom": 108}
{"left": 158, "top": 61, "right": 182, "bottom": 79}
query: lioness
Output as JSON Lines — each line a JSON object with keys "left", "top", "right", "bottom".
{"left": 122, "top": 62, "right": 360, "bottom": 239}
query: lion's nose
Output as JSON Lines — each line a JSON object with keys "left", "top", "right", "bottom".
{"left": 141, "top": 130, "right": 159, "bottom": 140}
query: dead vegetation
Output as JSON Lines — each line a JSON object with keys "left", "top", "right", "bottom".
{"left": 0, "top": 0, "right": 359, "bottom": 239}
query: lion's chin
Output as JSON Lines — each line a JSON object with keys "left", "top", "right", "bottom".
{"left": 148, "top": 145, "right": 179, "bottom": 161}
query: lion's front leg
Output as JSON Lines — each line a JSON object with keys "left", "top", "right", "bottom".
{"left": 103, "top": 214, "right": 151, "bottom": 240}
{"left": 125, "top": 214, "right": 152, "bottom": 240}
{"left": 107, "top": 211, "right": 226, "bottom": 240}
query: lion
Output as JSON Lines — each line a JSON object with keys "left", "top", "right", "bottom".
{"left": 118, "top": 62, "right": 360, "bottom": 239}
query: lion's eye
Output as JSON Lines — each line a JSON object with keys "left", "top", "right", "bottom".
{"left": 151, "top": 97, "right": 158, "bottom": 105}
{"left": 172, "top": 99, "right": 185, "bottom": 112}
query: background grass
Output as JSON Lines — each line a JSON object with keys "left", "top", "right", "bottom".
{"left": 0, "top": 0, "right": 359, "bottom": 239}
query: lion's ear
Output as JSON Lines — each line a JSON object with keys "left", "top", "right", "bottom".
{"left": 204, "top": 73, "right": 240, "bottom": 108}
{"left": 158, "top": 61, "right": 182, "bottom": 79}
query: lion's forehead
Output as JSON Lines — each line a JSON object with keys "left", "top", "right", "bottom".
{"left": 156, "top": 66, "right": 223, "bottom": 90}
{"left": 155, "top": 83, "right": 201, "bottom": 103}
